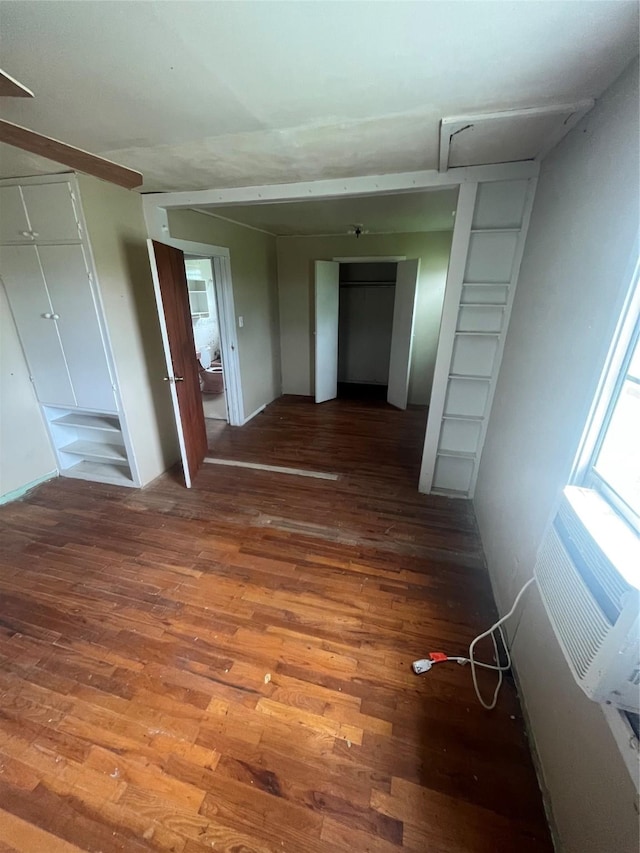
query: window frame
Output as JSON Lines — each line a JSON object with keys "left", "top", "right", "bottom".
{"left": 569, "top": 247, "right": 640, "bottom": 787}
{"left": 585, "top": 315, "right": 640, "bottom": 535}
{"left": 572, "top": 251, "right": 640, "bottom": 537}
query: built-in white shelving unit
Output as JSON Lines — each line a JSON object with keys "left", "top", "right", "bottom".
{"left": 0, "top": 175, "right": 141, "bottom": 488}
{"left": 421, "top": 178, "right": 537, "bottom": 498}
{"left": 187, "top": 278, "right": 209, "bottom": 317}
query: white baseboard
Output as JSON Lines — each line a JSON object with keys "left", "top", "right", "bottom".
{"left": 242, "top": 404, "right": 266, "bottom": 425}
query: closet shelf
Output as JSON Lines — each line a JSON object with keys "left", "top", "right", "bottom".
{"left": 449, "top": 373, "right": 492, "bottom": 382}
{"left": 60, "top": 440, "right": 128, "bottom": 464}
{"left": 455, "top": 330, "right": 501, "bottom": 337}
{"left": 52, "top": 413, "right": 120, "bottom": 432}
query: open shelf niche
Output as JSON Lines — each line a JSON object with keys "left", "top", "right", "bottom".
{"left": 44, "top": 407, "right": 137, "bottom": 487}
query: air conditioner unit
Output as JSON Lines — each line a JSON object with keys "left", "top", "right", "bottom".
{"left": 534, "top": 486, "right": 640, "bottom": 712}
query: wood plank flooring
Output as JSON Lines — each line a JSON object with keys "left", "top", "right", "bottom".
{"left": 0, "top": 396, "right": 553, "bottom": 852}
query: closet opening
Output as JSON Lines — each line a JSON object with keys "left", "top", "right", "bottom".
{"left": 184, "top": 256, "right": 228, "bottom": 424}
{"left": 337, "top": 262, "right": 397, "bottom": 402}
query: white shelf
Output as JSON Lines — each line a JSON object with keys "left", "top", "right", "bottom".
{"left": 442, "top": 413, "right": 484, "bottom": 422}
{"left": 449, "top": 373, "right": 492, "bottom": 381}
{"left": 470, "top": 228, "right": 521, "bottom": 234}
{"left": 60, "top": 440, "right": 128, "bottom": 464}
{"left": 437, "top": 449, "right": 476, "bottom": 459}
{"left": 431, "top": 487, "right": 468, "bottom": 497}
{"left": 458, "top": 303, "right": 505, "bottom": 308}
{"left": 52, "top": 413, "right": 120, "bottom": 432}
{"left": 455, "top": 331, "right": 501, "bottom": 337}
{"left": 64, "top": 460, "right": 135, "bottom": 487}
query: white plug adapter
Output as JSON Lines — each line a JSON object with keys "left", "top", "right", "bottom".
{"left": 411, "top": 659, "right": 434, "bottom": 674}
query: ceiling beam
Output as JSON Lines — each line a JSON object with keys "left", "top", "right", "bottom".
{"left": 0, "top": 119, "right": 143, "bottom": 189}
{"left": 143, "top": 161, "right": 539, "bottom": 211}
{"left": 0, "top": 69, "right": 34, "bottom": 98}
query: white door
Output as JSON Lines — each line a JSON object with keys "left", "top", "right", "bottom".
{"left": 38, "top": 244, "right": 115, "bottom": 411}
{"left": 0, "top": 244, "right": 76, "bottom": 405}
{"left": 0, "top": 186, "right": 31, "bottom": 244}
{"left": 21, "top": 182, "right": 82, "bottom": 243}
{"left": 314, "top": 260, "right": 340, "bottom": 404}
{"left": 387, "top": 259, "right": 420, "bottom": 410}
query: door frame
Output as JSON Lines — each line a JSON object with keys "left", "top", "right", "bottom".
{"left": 143, "top": 162, "right": 540, "bottom": 497}
{"left": 185, "top": 253, "right": 233, "bottom": 424}
{"left": 331, "top": 256, "right": 414, "bottom": 406}
{"left": 145, "top": 233, "right": 244, "bottom": 426}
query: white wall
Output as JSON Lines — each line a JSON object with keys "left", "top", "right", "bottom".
{"left": 0, "top": 285, "right": 57, "bottom": 501}
{"left": 78, "top": 175, "right": 179, "bottom": 485}
{"left": 168, "top": 210, "right": 281, "bottom": 419}
{"left": 474, "top": 60, "right": 639, "bottom": 853}
{"left": 277, "top": 231, "right": 452, "bottom": 403}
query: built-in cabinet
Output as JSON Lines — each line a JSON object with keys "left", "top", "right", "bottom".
{"left": 0, "top": 176, "right": 139, "bottom": 487}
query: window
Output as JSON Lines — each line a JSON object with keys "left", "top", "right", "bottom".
{"left": 572, "top": 258, "right": 640, "bottom": 778}
{"left": 587, "top": 320, "right": 640, "bottom": 533}
{"left": 574, "top": 256, "right": 640, "bottom": 537}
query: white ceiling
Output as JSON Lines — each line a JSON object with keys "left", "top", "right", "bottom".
{"left": 0, "top": 1, "right": 637, "bottom": 192}
{"left": 195, "top": 188, "right": 459, "bottom": 236}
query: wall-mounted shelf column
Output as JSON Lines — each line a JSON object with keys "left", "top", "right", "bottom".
{"left": 420, "top": 177, "right": 538, "bottom": 498}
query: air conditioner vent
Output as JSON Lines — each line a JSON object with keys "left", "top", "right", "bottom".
{"left": 534, "top": 490, "right": 640, "bottom": 712}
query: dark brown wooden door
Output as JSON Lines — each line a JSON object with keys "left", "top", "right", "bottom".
{"left": 148, "top": 239, "right": 207, "bottom": 487}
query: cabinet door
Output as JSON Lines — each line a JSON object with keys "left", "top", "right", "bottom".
{"left": 0, "top": 245, "right": 76, "bottom": 405}
{"left": 21, "top": 182, "right": 82, "bottom": 242}
{"left": 38, "top": 245, "right": 115, "bottom": 411}
{"left": 0, "top": 186, "right": 32, "bottom": 244}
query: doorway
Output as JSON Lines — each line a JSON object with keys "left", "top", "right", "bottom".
{"left": 185, "top": 257, "right": 228, "bottom": 423}
{"left": 315, "top": 257, "right": 420, "bottom": 409}
{"left": 147, "top": 237, "right": 244, "bottom": 488}
{"left": 337, "top": 262, "right": 396, "bottom": 401}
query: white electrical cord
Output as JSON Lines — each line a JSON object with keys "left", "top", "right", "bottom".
{"left": 412, "top": 577, "right": 536, "bottom": 710}
{"left": 468, "top": 578, "right": 535, "bottom": 709}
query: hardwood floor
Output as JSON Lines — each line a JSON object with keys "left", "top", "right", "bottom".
{"left": 0, "top": 396, "right": 553, "bottom": 852}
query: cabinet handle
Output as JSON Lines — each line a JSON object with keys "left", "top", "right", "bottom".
{"left": 42, "top": 312, "right": 53, "bottom": 319}
{"left": 51, "top": 313, "right": 60, "bottom": 320}
{"left": 163, "top": 376, "right": 185, "bottom": 383}
{"left": 31, "top": 232, "right": 39, "bottom": 238}
{"left": 21, "top": 231, "right": 33, "bottom": 238}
